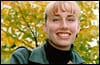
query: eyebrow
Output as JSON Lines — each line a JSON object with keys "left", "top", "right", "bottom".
{"left": 55, "top": 14, "right": 74, "bottom": 17}
{"left": 54, "top": 14, "right": 60, "bottom": 17}
{"left": 54, "top": 14, "right": 75, "bottom": 18}
{"left": 67, "top": 15, "right": 75, "bottom": 17}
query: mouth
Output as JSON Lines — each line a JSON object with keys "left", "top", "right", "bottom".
{"left": 56, "top": 32, "right": 71, "bottom": 39}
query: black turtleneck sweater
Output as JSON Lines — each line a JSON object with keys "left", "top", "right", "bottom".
{"left": 44, "top": 39, "right": 73, "bottom": 64}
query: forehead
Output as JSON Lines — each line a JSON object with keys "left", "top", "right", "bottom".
{"left": 47, "top": 11, "right": 77, "bottom": 20}
{"left": 45, "top": 1, "right": 80, "bottom": 18}
{"left": 53, "top": 11, "right": 76, "bottom": 18}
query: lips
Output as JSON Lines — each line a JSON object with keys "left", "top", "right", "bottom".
{"left": 56, "top": 32, "right": 71, "bottom": 39}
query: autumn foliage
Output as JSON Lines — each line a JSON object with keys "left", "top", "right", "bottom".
{"left": 1, "top": 1, "right": 99, "bottom": 64}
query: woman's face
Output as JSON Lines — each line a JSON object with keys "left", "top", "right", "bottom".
{"left": 44, "top": 10, "right": 80, "bottom": 50}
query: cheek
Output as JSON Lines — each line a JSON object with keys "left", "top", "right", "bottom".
{"left": 46, "top": 22, "right": 59, "bottom": 32}
{"left": 70, "top": 24, "right": 79, "bottom": 34}
{"left": 47, "top": 25, "right": 57, "bottom": 34}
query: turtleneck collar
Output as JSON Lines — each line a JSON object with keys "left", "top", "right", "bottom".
{"left": 44, "top": 39, "right": 74, "bottom": 64}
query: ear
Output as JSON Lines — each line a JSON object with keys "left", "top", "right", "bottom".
{"left": 77, "top": 21, "right": 81, "bottom": 33}
{"left": 42, "top": 22, "right": 47, "bottom": 33}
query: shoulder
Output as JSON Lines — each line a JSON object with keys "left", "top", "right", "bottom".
{"left": 10, "top": 46, "right": 30, "bottom": 64}
{"left": 72, "top": 50, "right": 85, "bottom": 64}
{"left": 12, "top": 46, "right": 30, "bottom": 57}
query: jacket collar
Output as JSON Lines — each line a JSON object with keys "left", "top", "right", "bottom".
{"left": 29, "top": 45, "right": 49, "bottom": 64}
{"left": 29, "top": 39, "right": 85, "bottom": 64}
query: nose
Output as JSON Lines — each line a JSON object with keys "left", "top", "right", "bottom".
{"left": 60, "top": 19, "right": 69, "bottom": 29}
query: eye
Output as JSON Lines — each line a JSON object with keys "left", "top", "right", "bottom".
{"left": 53, "top": 19, "right": 59, "bottom": 21}
{"left": 53, "top": 18, "right": 60, "bottom": 22}
{"left": 67, "top": 19, "right": 75, "bottom": 22}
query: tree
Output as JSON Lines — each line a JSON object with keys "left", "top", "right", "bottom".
{"left": 1, "top": 1, "right": 99, "bottom": 64}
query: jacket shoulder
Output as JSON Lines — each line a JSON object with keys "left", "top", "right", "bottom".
{"left": 72, "top": 50, "right": 85, "bottom": 64}
{"left": 10, "top": 46, "right": 30, "bottom": 64}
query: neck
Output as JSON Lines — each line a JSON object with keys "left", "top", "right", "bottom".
{"left": 48, "top": 39, "right": 71, "bottom": 51}
{"left": 44, "top": 39, "right": 73, "bottom": 64}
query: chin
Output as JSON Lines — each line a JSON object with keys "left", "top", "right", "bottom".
{"left": 56, "top": 41, "right": 71, "bottom": 47}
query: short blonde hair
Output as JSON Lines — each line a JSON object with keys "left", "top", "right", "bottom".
{"left": 44, "top": 1, "right": 81, "bottom": 22}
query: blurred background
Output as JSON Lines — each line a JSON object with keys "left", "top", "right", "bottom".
{"left": 1, "top": 1, "right": 99, "bottom": 64}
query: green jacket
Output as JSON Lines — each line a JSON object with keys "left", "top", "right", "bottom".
{"left": 10, "top": 44, "right": 85, "bottom": 64}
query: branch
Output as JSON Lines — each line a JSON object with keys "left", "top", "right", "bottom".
{"left": 16, "top": 3, "right": 38, "bottom": 47}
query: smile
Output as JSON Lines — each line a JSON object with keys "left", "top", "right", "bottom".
{"left": 56, "top": 32, "right": 71, "bottom": 39}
